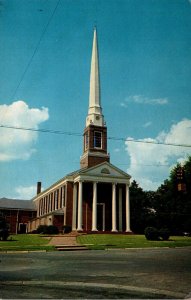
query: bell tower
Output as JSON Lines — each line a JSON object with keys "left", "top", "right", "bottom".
{"left": 80, "top": 28, "right": 110, "bottom": 169}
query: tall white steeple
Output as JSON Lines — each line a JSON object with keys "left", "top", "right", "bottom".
{"left": 80, "top": 28, "right": 110, "bottom": 169}
{"left": 86, "top": 28, "right": 105, "bottom": 127}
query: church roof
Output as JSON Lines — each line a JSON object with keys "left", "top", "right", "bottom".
{"left": 68, "top": 161, "right": 131, "bottom": 182}
{"left": 0, "top": 198, "right": 36, "bottom": 210}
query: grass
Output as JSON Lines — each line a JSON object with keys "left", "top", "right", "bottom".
{"left": 77, "top": 234, "right": 191, "bottom": 250}
{"left": 0, "top": 234, "right": 55, "bottom": 252}
{"left": 1, "top": 234, "right": 191, "bottom": 252}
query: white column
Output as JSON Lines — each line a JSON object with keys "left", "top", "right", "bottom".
{"left": 92, "top": 182, "right": 98, "bottom": 231}
{"left": 72, "top": 183, "right": 77, "bottom": 231}
{"left": 112, "top": 183, "right": 118, "bottom": 232}
{"left": 126, "top": 184, "right": 131, "bottom": 232}
{"left": 118, "top": 187, "right": 123, "bottom": 231}
{"left": 77, "top": 181, "right": 83, "bottom": 231}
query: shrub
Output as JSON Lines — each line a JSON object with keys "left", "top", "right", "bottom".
{"left": 159, "top": 228, "right": 170, "bottom": 240}
{"left": 36, "top": 225, "right": 59, "bottom": 234}
{"left": 0, "top": 214, "right": 10, "bottom": 241}
{"left": 63, "top": 225, "right": 72, "bottom": 234}
{"left": 144, "top": 226, "right": 159, "bottom": 241}
{"left": 36, "top": 225, "right": 49, "bottom": 234}
{"left": 47, "top": 225, "right": 59, "bottom": 234}
{"left": 0, "top": 228, "right": 9, "bottom": 241}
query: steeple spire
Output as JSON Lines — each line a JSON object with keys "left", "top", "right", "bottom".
{"left": 80, "top": 28, "right": 110, "bottom": 169}
{"left": 86, "top": 28, "right": 105, "bottom": 127}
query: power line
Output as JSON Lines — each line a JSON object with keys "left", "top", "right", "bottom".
{"left": 1, "top": 124, "right": 191, "bottom": 148}
{"left": 118, "top": 163, "right": 170, "bottom": 167}
{"left": 111, "top": 136, "right": 191, "bottom": 148}
{"left": 10, "top": 0, "right": 61, "bottom": 101}
{"left": 0, "top": 124, "right": 82, "bottom": 136}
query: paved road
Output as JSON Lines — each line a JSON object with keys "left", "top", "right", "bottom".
{"left": 0, "top": 247, "right": 191, "bottom": 299}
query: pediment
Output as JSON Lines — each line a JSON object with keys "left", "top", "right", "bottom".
{"left": 79, "top": 162, "right": 131, "bottom": 180}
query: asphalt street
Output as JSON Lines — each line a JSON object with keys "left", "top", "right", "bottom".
{"left": 0, "top": 247, "right": 191, "bottom": 299}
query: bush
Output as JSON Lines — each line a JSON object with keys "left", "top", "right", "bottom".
{"left": 0, "top": 228, "right": 9, "bottom": 241}
{"left": 144, "top": 227, "right": 159, "bottom": 240}
{"left": 0, "top": 214, "right": 10, "bottom": 241}
{"left": 63, "top": 225, "right": 72, "bottom": 234}
{"left": 47, "top": 225, "right": 59, "bottom": 234}
{"left": 36, "top": 225, "right": 59, "bottom": 234}
{"left": 159, "top": 228, "right": 170, "bottom": 240}
{"left": 36, "top": 225, "right": 49, "bottom": 234}
{"left": 144, "top": 226, "right": 171, "bottom": 241}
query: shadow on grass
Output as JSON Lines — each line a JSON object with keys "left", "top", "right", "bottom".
{"left": 6, "top": 237, "right": 18, "bottom": 242}
{"left": 0, "top": 240, "right": 18, "bottom": 242}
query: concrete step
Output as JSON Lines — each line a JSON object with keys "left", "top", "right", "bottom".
{"left": 55, "top": 245, "right": 88, "bottom": 251}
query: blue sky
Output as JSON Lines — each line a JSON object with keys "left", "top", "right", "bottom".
{"left": 0, "top": 0, "right": 191, "bottom": 199}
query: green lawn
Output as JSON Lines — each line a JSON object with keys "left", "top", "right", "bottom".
{"left": 0, "top": 234, "right": 55, "bottom": 252}
{"left": 1, "top": 234, "right": 191, "bottom": 252}
{"left": 77, "top": 234, "right": 191, "bottom": 250}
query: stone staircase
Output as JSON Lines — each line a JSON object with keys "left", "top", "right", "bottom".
{"left": 48, "top": 233, "right": 88, "bottom": 251}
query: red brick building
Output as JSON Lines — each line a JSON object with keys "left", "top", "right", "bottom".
{"left": 0, "top": 198, "right": 36, "bottom": 234}
{"left": 28, "top": 29, "right": 131, "bottom": 234}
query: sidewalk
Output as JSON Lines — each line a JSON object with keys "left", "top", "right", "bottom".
{"left": 48, "top": 234, "right": 79, "bottom": 246}
{"left": 48, "top": 233, "right": 88, "bottom": 250}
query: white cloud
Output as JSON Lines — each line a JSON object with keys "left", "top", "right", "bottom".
{"left": 15, "top": 185, "right": 37, "bottom": 200}
{"left": 0, "top": 101, "right": 49, "bottom": 161}
{"left": 125, "top": 119, "right": 191, "bottom": 190}
{"left": 121, "top": 95, "right": 168, "bottom": 107}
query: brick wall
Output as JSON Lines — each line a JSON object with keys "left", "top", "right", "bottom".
{"left": 1, "top": 209, "right": 37, "bottom": 234}
{"left": 53, "top": 215, "right": 64, "bottom": 232}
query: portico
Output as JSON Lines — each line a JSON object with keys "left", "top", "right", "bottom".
{"left": 71, "top": 162, "right": 131, "bottom": 233}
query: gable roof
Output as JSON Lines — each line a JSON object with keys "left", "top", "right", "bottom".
{"left": 0, "top": 198, "right": 36, "bottom": 210}
{"left": 71, "top": 162, "right": 131, "bottom": 183}
{"left": 32, "top": 162, "right": 131, "bottom": 200}
{"left": 79, "top": 162, "right": 131, "bottom": 178}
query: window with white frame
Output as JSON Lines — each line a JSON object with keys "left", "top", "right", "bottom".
{"left": 94, "top": 131, "right": 102, "bottom": 148}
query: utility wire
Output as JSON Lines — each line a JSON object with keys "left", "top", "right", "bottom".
{"left": 109, "top": 136, "right": 191, "bottom": 148}
{"left": 0, "top": 124, "right": 191, "bottom": 148}
{"left": 4, "top": 0, "right": 191, "bottom": 150}
{"left": 10, "top": 0, "right": 61, "bottom": 101}
{"left": 0, "top": 124, "right": 82, "bottom": 136}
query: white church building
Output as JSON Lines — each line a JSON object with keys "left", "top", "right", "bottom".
{"left": 28, "top": 28, "right": 131, "bottom": 233}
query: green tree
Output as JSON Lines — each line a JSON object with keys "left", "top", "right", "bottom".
{"left": 154, "top": 157, "right": 191, "bottom": 234}
{"left": 130, "top": 181, "right": 156, "bottom": 233}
